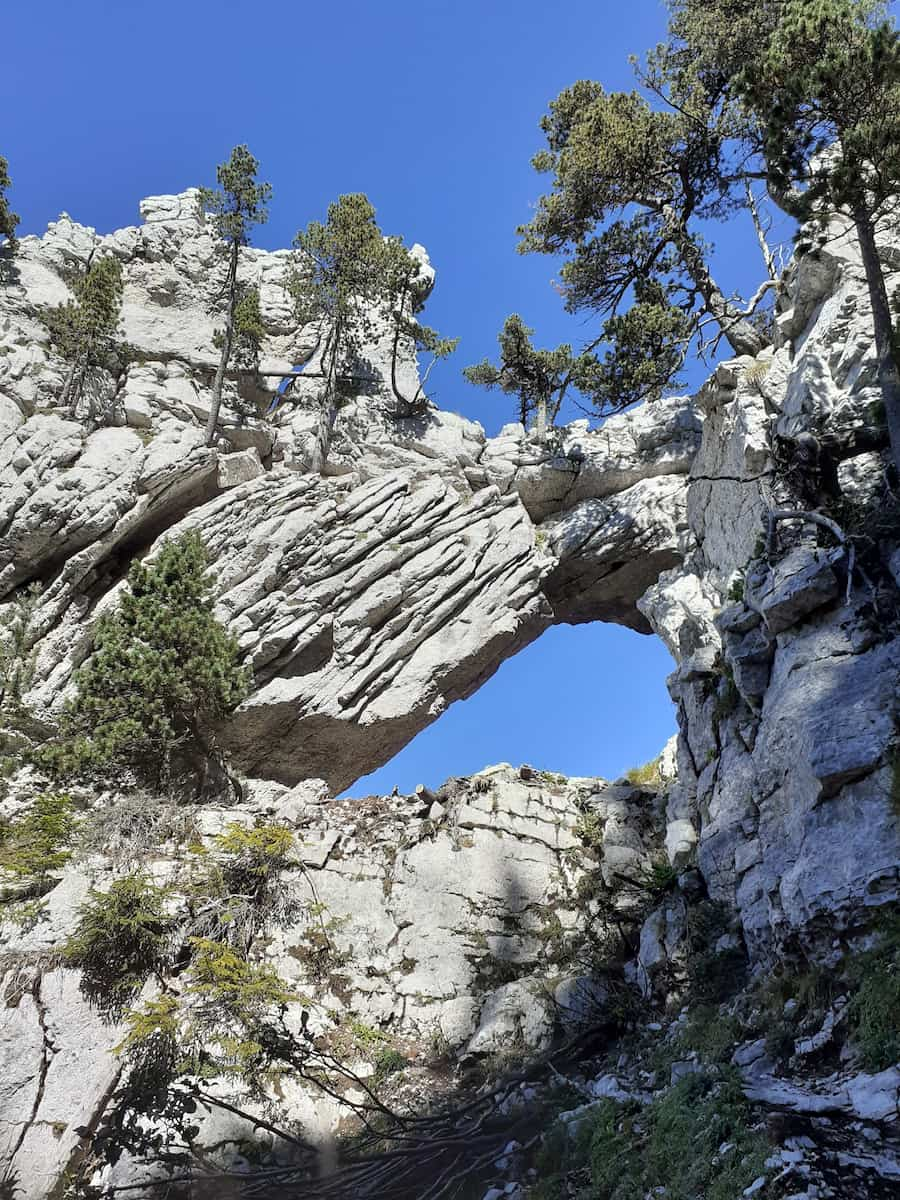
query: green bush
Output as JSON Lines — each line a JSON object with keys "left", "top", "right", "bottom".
{"left": 38, "top": 532, "right": 250, "bottom": 795}
{"left": 624, "top": 755, "right": 663, "bottom": 787}
{"left": 685, "top": 901, "right": 747, "bottom": 1003}
{"left": 846, "top": 915, "right": 900, "bottom": 1071}
{"left": 640, "top": 856, "right": 679, "bottom": 895}
{"left": 373, "top": 1046, "right": 408, "bottom": 1082}
{"left": 65, "top": 873, "right": 174, "bottom": 1015}
{"left": 678, "top": 1006, "right": 743, "bottom": 1064}
{"left": 0, "top": 584, "right": 42, "bottom": 794}
{"left": 122, "top": 937, "right": 297, "bottom": 1084}
{"left": 189, "top": 822, "right": 297, "bottom": 950}
{"left": 209, "top": 822, "right": 295, "bottom": 900}
{"left": 0, "top": 793, "right": 76, "bottom": 892}
{"left": 582, "top": 1070, "right": 767, "bottom": 1200}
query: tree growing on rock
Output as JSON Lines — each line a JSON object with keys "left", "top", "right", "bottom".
{"left": 464, "top": 313, "right": 592, "bottom": 437}
{"left": 0, "top": 154, "right": 19, "bottom": 250}
{"left": 733, "top": 0, "right": 900, "bottom": 474}
{"left": 42, "top": 255, "right": 126, "bottom": 418}
{"left": 289, "top": 194, "right": 456, "bottom": 468}
{"left": 517, "top": 68, "right": 772, "bottom": 421}
{"left": 380, "top": 238, "right": 458, "bottom": 417}
{"left": 199, "top": 145, "right": 272, "bottom": 446}
{"left": 290, "top": 193, "right": 392, "bottom": 471}
{"left": 39, "top": 531, "right": 250, "bottom": 798}
{"left": 0, "top": 584, "right": 42, "bottom": 793}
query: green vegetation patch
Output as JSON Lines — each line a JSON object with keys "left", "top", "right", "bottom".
{"left": 624, "top": 755, "right": 664, "bottom": 787}
{"left": 846, "top": 914, "right": 900, "bottom": 1071}
{"left": 0, "top": 793, "right": 76, "bottom": 881}
{"left": 535, "top": 1070, "right": 767, "bottom": 1200}
{"left": 65, "top": 873, "right": 174, "bottom": 1015}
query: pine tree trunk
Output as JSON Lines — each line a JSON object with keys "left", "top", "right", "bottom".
{"left": 205, "top": 241, "right": 239, "bottom": 447}
{"left": 309, "top": 320, "right": 341, "bottom": 473}
{"left": 668, "top": 217, "right": 766, "bottom": 357}
{"left": 853, "top": 204, "right": 900, "bottom": 476}
{"left": 62, "top": 352, "right": 88, "bottom": 416}
{"left": 60, "top": 359, "right": 78, "bottom": 413}
{"left": 536, "top": 393, "right": 548, "bottom": 443}
{"left": 389, "top": 270, "right": 412, "bottom": 410}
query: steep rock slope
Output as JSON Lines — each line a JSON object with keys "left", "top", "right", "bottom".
{"left": 1, "top": 197, "right": 899, "bottom": 1198}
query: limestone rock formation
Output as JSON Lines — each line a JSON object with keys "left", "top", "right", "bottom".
{"left": 1, "top": 193, "right": 700, "bottom": 791}
{"left": 2, "top": 194, "right": 900, "bottom": 1198}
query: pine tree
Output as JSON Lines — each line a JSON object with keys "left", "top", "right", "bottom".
{"left": 40, "top": 531, "right": 249, "bottom": 796}
{"left": 199, "top": 146, "right": 271, "bottom": 446}
{"left": 734, "top": 0, "right": 900, "bottom": 473}
{"left": 290, "top": 194, "right": 456, "bottom": 466}
{"left": 380, "top": 238, "right": 458, "bottom": 417}
{"left": 518, "top": 67, "right": 771, "bottom": 421}
{"left": 290, "top": 194, "right": 391, "bottom": 471}
{"left": 42, "top": 255, "right": 125, "bottom": 419}
{"left": 464, "top": 314, "right": 587, "bottom": 436}
{"left": 0, "top": 155, "right": 19, "bottom": 250}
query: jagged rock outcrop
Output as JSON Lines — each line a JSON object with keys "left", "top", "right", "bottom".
{"left": 1, "top": 192, "right": 699, "bottom": 791}
{"left": 639, "top": 219, "right": 900, "bottom": 962}
{"left": 1, "top": 766, "right": 668, "bottom": 1198}
{"left": 2, "top": 194, "right": 900, "bottom": 1198}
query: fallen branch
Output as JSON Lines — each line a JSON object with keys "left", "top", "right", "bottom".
{"left": 764, "top": 508, "right": 855, "bottom": 603}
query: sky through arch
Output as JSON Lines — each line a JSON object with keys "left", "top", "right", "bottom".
{"left": 340, "top": 624, "right": 677, "bottom": 798}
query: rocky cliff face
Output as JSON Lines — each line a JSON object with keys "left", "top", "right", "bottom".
{"left": 1, "top": 196, "right": 899, "bottom": 1198}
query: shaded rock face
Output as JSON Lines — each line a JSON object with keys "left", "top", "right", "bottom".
{"left": 0, "top": 767, "right": 667, "bottom": 1199}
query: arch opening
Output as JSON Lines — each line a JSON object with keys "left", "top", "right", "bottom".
{"left": 338, "top": 622, "right": 676, "bottom": 798}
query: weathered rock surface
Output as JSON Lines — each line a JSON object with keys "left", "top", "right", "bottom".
{"left": 0, "top": 766, "right": 665, "bottom": 1198}
{"left": 1, "top": 194, "right": 701, "bottom": 791}
{"left": 3, "top": 195, "right": 900, "bottom": 1196}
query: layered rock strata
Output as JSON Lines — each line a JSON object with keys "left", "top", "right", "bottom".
{"left": 1, "top": 195, "right": 900, "bottom": 1197}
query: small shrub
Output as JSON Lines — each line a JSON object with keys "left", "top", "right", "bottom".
{"left": 0, "top": 793, "right": 76, "bottom": 894}
{"left": 679, "top": 1006, "right": 742, "bottom": 1063}
{"left": 212, "top": 823, "right": 295, "bottom": 896}
{"left": 624, "top": 754, "right": 663, "bottom": 787}
{"left": 347, "top": 1018, "right": 388, "bottom": 1049}
{"left": 574, "top": 809, "right": 604, "bottom": 850}
{"left": 727, "top": 574, "right": 745, "bottom": 602}
{"left": 580, "top": 1071, "right": 768, "bottom": 1200}
{"left": 640, "top": 856, "right": 679, "bottom": 895}
{"left": 575, "top": 869, "right": 605, "bottom": 904}
{"left": 765, "top": 1019, "right": 797, "bottom": 1065}
{"left": 845, "top": 914, "right": 900, "bottom": 1071}
{"left": 373, "top": 1046, "right": 407, "bottom": 1082}
{"left": 65, "top": 873, "right": 174, "bottom": 1015}
{"left": 185, "top": 937, "right": 294, "bottom": 1029}
{"left": 712, "top": 669, "right": 741, "bottom": 733}
{"left": 847, "top": 963, "right": 900, "bottom": 1070}
{"left": 289, "top": 901, "right": 350, "bottom": 982}
{"left": 685, "top": 902, "right": 746, "bottom": 1003}
{"left": 3, "top": 896, "right": 49, "bottom": 933}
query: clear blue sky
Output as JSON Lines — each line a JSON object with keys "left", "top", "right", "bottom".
{"left": 4, "top": 1, "right": 789, "bottom": 794}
